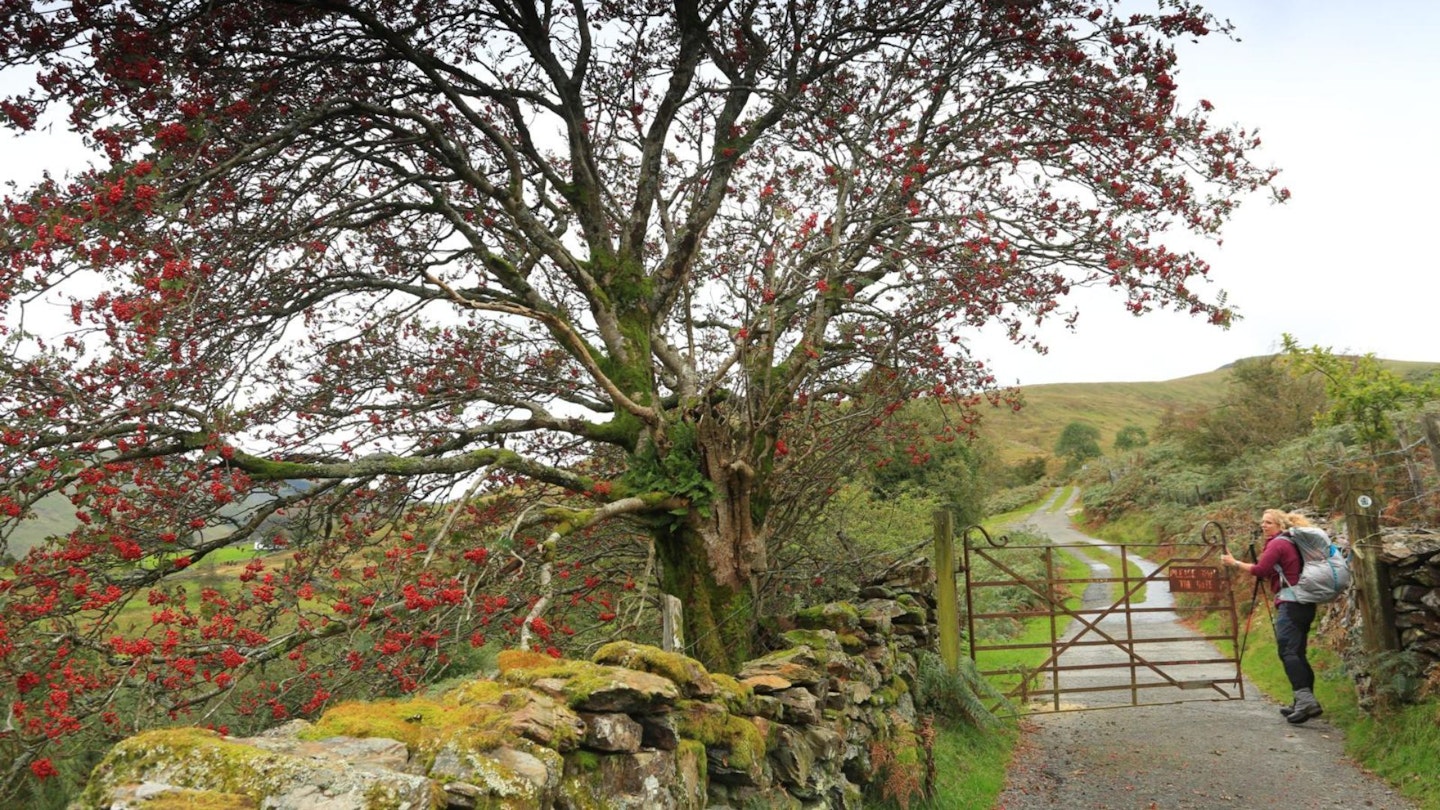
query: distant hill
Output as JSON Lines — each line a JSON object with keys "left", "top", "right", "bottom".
{"left": 2, "top": 491, "right": 80, "bottom": 559}
{"left": 977, "top": 366, "right": 1228, "bottom": 466}
{"left": 977, "top": 357, "right": 1440, "bottom": 467}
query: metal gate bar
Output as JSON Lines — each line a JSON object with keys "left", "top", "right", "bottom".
{"left": 961, "top": 526, "right": 1243, "bottom": 714}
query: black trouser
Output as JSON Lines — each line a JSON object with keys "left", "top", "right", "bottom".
{"left": 1275, "top": 601, "right": 1317, "bottom": 692}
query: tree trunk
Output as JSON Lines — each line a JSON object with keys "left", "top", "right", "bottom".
{"left": 656, "top": 524, "right": 757, "bottom": 673}
{"left": 654, "top": 412, "right": 768, "bottom": 673}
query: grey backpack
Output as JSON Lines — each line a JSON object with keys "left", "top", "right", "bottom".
{"left": 1275, "top": 526, "right": 1351, "bottom": 604}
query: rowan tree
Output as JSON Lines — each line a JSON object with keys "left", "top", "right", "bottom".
{"left": 0, "top": 0, "right": 1281, "bottom": 793}
{"left": 1281, "top": 335, "right": 1440, "bottom": 454}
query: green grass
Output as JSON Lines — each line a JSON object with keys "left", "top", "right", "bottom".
{"left": 137, "top": 545, "right": 267, "bottom": 570}
{"left": 904, "top": 717, "right": 1020, "bottom": 809}
{"left": 980, "top": 369, "right": 1229, "bottom": 464}
{"left": 971, "top": 550, "right": 1092, "bottom": 701}
{"left": 1083, "top": 509, "right": 1160, "bottom": 547}
{"left": 981, "top": 499, "right": 1050, "bottom": 531}
{"left": 1345, "top": 700, "right": 1440, "bottom": 807}
{"left": 1058, "top": 539, "right": 1148, "bottom": 605}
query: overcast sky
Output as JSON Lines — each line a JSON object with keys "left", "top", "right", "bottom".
{"left": 3, "top": 2, "right": 1433, "bottom": 388}
{"left": 976, "top": 0, "right": 1439, "bottom": 385}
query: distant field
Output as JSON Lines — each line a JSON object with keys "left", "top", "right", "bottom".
{"left": 148, "top": 546, "right": 272, "bottom": 567}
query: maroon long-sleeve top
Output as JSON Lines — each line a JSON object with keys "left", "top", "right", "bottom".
{"left": 1249, "top": 533, "right": 1307, "bottom": 602}
{"left": 1247, "top": 532, "right": 1304, "bottom": 604}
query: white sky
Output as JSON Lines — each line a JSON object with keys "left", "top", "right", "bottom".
{"left": 4, "top": 1, "right": 1434, "bottom": 387}
{"left": 975, "top": 0, "right": 1439, "bottom": 385}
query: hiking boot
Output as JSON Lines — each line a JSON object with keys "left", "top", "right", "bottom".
{"left": 1279, "top": 703, "right": 1294, "bottom": 717}
{"left": 1286, "top": 689, "right": 1323, "bottom": 725}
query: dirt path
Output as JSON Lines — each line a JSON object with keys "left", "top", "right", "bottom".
{"left": 991, "top": 491, "right": 1413, "bottom": 810}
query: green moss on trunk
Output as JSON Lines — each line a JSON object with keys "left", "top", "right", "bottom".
{"left": 656, "top": 526, "right": 756, "bottom": 674}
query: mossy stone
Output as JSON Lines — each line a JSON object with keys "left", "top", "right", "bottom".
{"left": 794, "top": 602, "right": 861, "bottom": 632}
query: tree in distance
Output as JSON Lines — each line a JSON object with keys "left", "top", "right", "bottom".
{"left": 0, "top": 0, "right": 1281, "bottom": 793}
{"left": 1115, "top": 424, "right": 1150, "bottom": 451}
{"left": 1056, "top": 421, "right": 1104, "bottom": 471}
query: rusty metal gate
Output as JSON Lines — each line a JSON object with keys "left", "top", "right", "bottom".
{"left": 961, "top": 522, "right": 1245, "bottom": 714}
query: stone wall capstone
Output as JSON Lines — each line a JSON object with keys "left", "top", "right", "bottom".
{"left": 73, "top": 558, "right": 939, "bottom": 809}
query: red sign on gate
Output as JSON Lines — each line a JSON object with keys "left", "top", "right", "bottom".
{"left": 1168, "top": 565, "right": 1222, "bottom": 593}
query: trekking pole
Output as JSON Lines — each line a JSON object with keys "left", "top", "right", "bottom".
{"left": 1236, "top": 541, "right": 1263, "bottom": 666}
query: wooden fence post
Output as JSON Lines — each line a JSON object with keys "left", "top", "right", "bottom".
{"left": 934, "top": 510, "right": 961, "bottom": 672}
{"left": 661, "top": 594, "right": 685, "bottom": 654}
{"left": 1421, "top": 412, "right": 1440, "bottom": 479}
{"left": 1343, "top": 471, "right": 1399, "bottom": 654}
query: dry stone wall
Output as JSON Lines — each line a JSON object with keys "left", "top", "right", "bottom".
{"left": 1379, "top": 529, "right": 1440, "bottom": 666}
{"left": 1316, "top": 527, "right": 1440, "bottom": 706}
{"left": 74, "top": 559, "right": 939, "bottom": 809}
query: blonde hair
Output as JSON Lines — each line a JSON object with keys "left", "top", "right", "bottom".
{"left": 1262, "top": 508, "right": 1312, "bottom": 531}
{"left": 1262, "top": 508, "right": 1290, "bottom": 529}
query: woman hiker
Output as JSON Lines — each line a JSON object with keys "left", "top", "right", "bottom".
{"left": 1220, "top": 508, "right": 1323, "bottom": 724}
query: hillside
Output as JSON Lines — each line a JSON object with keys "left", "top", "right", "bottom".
{"left": 978, "top": 357, "right": 1440, "bottom": 466}
{"left": 977, "top": 365, "right": 1230, "bottom": 465}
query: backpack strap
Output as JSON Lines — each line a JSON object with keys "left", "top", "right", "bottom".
{"left": 1274, "top": 562, "right": 1298, "bottom": 602}
{"left": 1274, "top": 531, "right": 1300, "bottom": 602}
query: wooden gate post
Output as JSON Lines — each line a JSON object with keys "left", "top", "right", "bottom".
{"left": 933, "top": 510, "right": 961, "bottom": 672}
{"left": 1344, "top": 471, "right": 1399, "bottom": 654}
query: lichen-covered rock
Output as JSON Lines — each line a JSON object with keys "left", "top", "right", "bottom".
{"left": 766, "top": 723, "right": 815, "bottom": 788}
{"left": 739, "top": 674, "right": 791, "bottom": 694}
{"left": 428, "top": 740, "right": 562, "bottom": 808}
{"left": 794, "top": 602, "right": 861, "bottom": 633}
{"left": 673, "top": 701, "right": 767, "bottom": 788}
{"left": 636, "top": 711, "right": 681, "bottom": 750}
{"left": 709, "top": 673, "right": 758, "bottom": 716}
{"left": 778, "top": 628, "right": 844, "bottom": 656}
{"left": 459, "top": 688, "right": 586, "bottom": 752}
{"left": 749, "top": 694, "right": 785, "bottom": 722}
{"left": 855, "top": 598, "right": 907, "bottom": 635}
{"left": 76, "top": 727, "right": 441, "bottom": 810}
{"left": 893, "top": 593, "right": 930, "bottom": 626}
{"left": 773, "top": 687, "right": 820, "bottom": 725}
{"left": 500, "top": 659, "right": 680, "bottom": 714}
{"left": 96, "top": 782, "right": 256, "bottom": 809}
{"left": 707, "top": 783, "right": 805, "bottom": 809}
{"left": 591, "top": 642, "right": 717, "bottom": 700}
{"left": 559, "top": 748, "right": 703, "bottom": 810}
{"left": 580, "top": 712, "right": 644, "bottom": 753}
{"left": 1380, "top": 534, "right": 1440, "bottom": 564}
{"left": 736, "top": 645, "right": 826, "bottom": 687}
